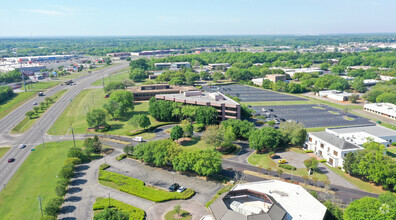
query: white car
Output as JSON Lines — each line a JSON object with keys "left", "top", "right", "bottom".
{"left": 19, "top": 144, "right": 26, "bottom": 149}
{"left": 176, "top": 186, "right": 186, "bottom": 193}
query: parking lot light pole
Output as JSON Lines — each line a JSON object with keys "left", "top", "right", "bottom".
{"left": 171, "top": 171, "right": 176, "bottom": 184}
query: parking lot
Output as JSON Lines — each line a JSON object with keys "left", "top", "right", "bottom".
{"left": 202, "top": 84, "right": 308, "bottom": 102}
{"left": 251, "top": 104, "right": 375, "bottom": 128}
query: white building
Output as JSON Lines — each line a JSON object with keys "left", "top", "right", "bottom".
{"left": 318, "top": 90, "right": 356, "bottom": 101}
{"left": 251, "top": 78, "right": 264, "bottom": 86}
{"left": 154, "top": 62, "right": 191, "bottom": 70}
{"left": 305, "top": 131, "right": 364, "bottom": 168}
{"left": 380, "top": 75, "right": 396, "bottom": 81}
{"left": 364, "top": 103, "right": 396, "bottom": 121}
{"left": 269, "top": 67, "right": 323, "bottom": 78}
{"left": 363, "top": 79, "right": 380, "bottom": 86}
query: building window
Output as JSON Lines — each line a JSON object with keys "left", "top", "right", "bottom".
{"left": 309, "top": 137, "right": 312, "bottom": 142}
{"left": 320, "top": 143, "right": 324, "bottom": 148}
{"left": 333, "top": 151, "right": 338, "bottom": 156}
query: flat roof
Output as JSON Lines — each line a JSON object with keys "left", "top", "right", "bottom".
{"left": 129, "top": 85, "right": 196, "bottom": 93}
{"left": 158, "top": 92, "right": 239, "bottom": 106}
{"left": 233, "top": 180, "right": 327, "bottom": 220}
{"left": 328, "top": 125, "right": 396, "bottom": 138}
{"left": 310, "top": 131, "right": 361, "bottom": 150}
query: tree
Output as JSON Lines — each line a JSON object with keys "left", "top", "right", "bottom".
{"left": 121, "top": 79, "right": 135, "bottom": 88}
{"left": 170, "top": 125, "right": 184, "bottom": 141}
{"left": 192, "top": 149, "right": 222, "bottom": 176}
{"left": 139, "top": 114, "right": 151, "bottom": 130}
{"left": 180, "top": 120, "right": 193, "bottom": 137}
{"left": 351, "top": 77, "right": 367, "bottom": 93}
{"left": 202, "top": 125, "right": 224, "bottom": 148}
{"left": 86, "top": 108, "right": 107, "bottom": 128}
{"left": 109, "top": 90, "right": 134, "bottom": 117}
{"left": 223, "top": 127, "right": 236, "bottom": 146}
{"left": 344, "top": 197, "right": 391, "bottom": 220}
{"left": 249, "top": 127, "right": 282, "bottom": 152}
{"left": 220, "top": 119, "right": 254, "bottom": 140}
{"left": 304, "top": 157, "right": 319, "bottom": 171}
{"left": 320, "top": 62, "right": 331, "bottom": 71}
{"left": 349, "top": 94, "right": 359, "bottom": 103}
{"left": 104, "top": 81, "right": 125, "bottom": 93}
{"left": 200, "top": 71, "right": 210, "bottom": 80}
{"left": 123, "top": 145, "right": 134, "bottom": 155}
{"left": 91, "top": 135, "right": 102, "bottom": 153}
{"left": 25, "top": 111, "right": 35, "bottom": 119}
{"left": 39, "top": 102, "right": 46, "bottom": 110}
{"left": 279, "top": 121, "right": 307, "bottom": 146}
{"left": 174, "top": 204, "right": 181, "bottom": 217}
{"left": 212, "top": 71, "right": 225, "bottom": 81}
{"left": 103, "top": 100, "right": 119, "bottom": 118}
{"left": 129, "top": 68, "right": 146, "bottom": 82}
{"left": 323, "top": 200, "right": 344, "bottom": 220}
{"left": 128, "top": 114, "right": 142, "bottom": 130}
{"left": 129, "top": 58, "right": 149, "bottom": 70}
{"left": 185, "top": 71, "right": 200, "bottom": 85}
{"left": 44, "top": 197, "right": 63, "bottom": 217}
{"left": 94, "top": 208, "right": 129, "bottom": 220}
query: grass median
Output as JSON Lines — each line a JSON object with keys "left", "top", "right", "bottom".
{"left": 23, "top": 80, "right": 61, "bottom": 91}
{"left": 93, "top": 197, "right": 145, "bottom": 220}
{"left": 0, "top": 140, "right": 83, "bottom": 220}
{"left": 0, "top": 92, "right": 36, "bottom": 120}
{"left": 91, "top": 69, "right": 129, "bottom": 86}
{"left": 11, "top": 89, "right": 67, "bottom": 134}
{"left": 0, "top": 147, "right": 10, "bottom": 159}
{"left": 98, "top": 170, "right": 195, "bottom": 202}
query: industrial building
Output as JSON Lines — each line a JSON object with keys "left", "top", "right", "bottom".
{"left": 154, "top": 62, "right": 191, "bottom": 70}
{"left": 129, "top": 84, "right": 196, "bottom": 101}
{"left": 251, "top": 78, "right": 264, "bottom": 86}
{"left": 3, "top": 55, "right": 76, "bottom": 62}
{"left": 318, "top": 90, "right": 357, "bottom": 101}
{"left": 209, "top": 180, "right": 327, "bottom": 220}
{"left": 155, "top": 91, "right": 240, "bottom": 121}
{"left": 208, "top": 63, "right": 230, "bottom": 69}
{"left": 0, "top": 63, "right": 46, "bottom": 74}
{"left": 269, "top": 67, "right": 324, "bottom": 78}
{"left": 265, "top": 74, "right": 287, "bottom": 83}
{"left": 364, "top": 103, "right": 396, "bottom": 120}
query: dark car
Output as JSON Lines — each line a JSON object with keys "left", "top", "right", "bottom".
{"left": 268, "top": 109, "right": 273, "bottom": 112}
{"left": 280, "top": 118, "right": 286, "bottom": 122}
{"left": 8, "top": 158, "right": 15, "bottom": 163}
{"left": 168, "top": 183, "right": 180, "bottom": 192}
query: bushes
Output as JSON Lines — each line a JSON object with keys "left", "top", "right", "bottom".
{"left": 44, "top": 197, "right": 64, "bottom": 217}
{"left": 279, "top": 164, "right": 297, "bottom": 170}
{"left": 93, "top": 197, "right": 145, "bottom": 220}
{"left": 193, "top": 123, "right": 205, "bottom": 132}
{"left": 100, "top": 163, "right": 110, "bottom": 170}
{"left": 98, "top": 170, "right": 195, "bottom": 202}
{"left": 319, "top": 159, "right": 327, "bottom": 163}
{"left": 64, "top": 157, "right": 82, "bottom": 166}
{"left": 116, "top": 154, "right": 127, "bottom": 161}
{"left": 305, "top": 150, "right": 314, "bottom": 153}
{"left": 217, "top": 144, "right": 237, "bottom": 155}
{"left": 0, "top": 85, "right": 15, "bottom": 103}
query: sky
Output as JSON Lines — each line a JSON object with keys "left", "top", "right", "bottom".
{"left": 0, "top": 0, "right": 395, "bottom": 36}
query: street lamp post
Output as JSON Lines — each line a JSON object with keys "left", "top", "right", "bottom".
{"left": 171, "top": 171, "right": 176, "bottom": 184}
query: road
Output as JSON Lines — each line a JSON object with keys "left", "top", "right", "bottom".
{"left": 0, "top": 62, "right": 129, "bottom": 192}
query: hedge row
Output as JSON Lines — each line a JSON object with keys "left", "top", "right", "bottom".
{"left": 99, "top": 163, "right": 110, "bottom": 170}
{"left": 305, "top": 150, "right": 314, "bottom": 153}
{"left": 115, "top": 154, "right": 127, "bottom": 161}
{"left": 126, "top": 122, "right": 175, "bottom": 136}
{"left": 0, "top": 85, "right": 14, "bottom": 103}
{"left": 98, "top": 170, "right": 195, "bottom": 202}
{"left": 279, "top": 164, "right": 297, "bottom": 170}
{"left": 93, "top": 197, "right": 145, "bottom": 220}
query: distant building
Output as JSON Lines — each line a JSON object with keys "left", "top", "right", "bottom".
{"left": 305, "top": 131, "right": 363, "bottom": 167}
{"left": 269, "top": 67, "right": 324, "bottom": 78}
{"left": 363, "top": 79, "right": 379, "bottom": 86}
{"left": 0, "top": 63, "right": 46, "bottom": 74}
{"left": 128, "top": 84, "right": 196, "bottom": 101}
{"left": 208, "top": 63, "right": 230, "bottom": 69}
{"left": 380, "top": 75, "right": 396, "bottom": 81}
{"left": 209, "top": 180, "right": 327, "bottom": 220}
{"left": 252, "top": 78, "right": 264, "bottom": 86}
{"left": 318, "top": 90, "right": 357, "bottom": 101}
{"left": 154, "top": 62, "right": 191, "bottom": 70}
{"left": 364, "top": 103, "right": 396, "bottom": 121}
{"left": 156, "top": 91, "right": 240, "bottom": 121}
{"left": 265, "top": 74, "right": 286, "bottom": 83}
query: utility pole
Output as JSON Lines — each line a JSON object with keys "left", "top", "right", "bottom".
{"left": 38, "top": 195, "right": 43, "bottom": 217}
{"left": 72, "top": 127, "right": 76, "bottom": 148}
{"left": 21, "top": 72, "right": 27, "bottom": 92}
{"left": 108, "top": 193, "right": 111, "bottom": 207}
{"left": 41, "top": 129, "right": 45, "bottom": 148}
{"left": 102, "top": 75, "right": 105, "bottom": 87}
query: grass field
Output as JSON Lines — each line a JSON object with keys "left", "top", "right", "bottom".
{"left": 325, "top": 165, "right": 385, "bottom": 194}
{"left": 164, "top": 210, "right": 191, "bottom": 220}
{"left": 0, "top": 92, "right": 36, "bottom": 120}
{"left": 0, "top": 140, "right": 83, "bottom": 220}
{"left": 11, "top": 90, "right": 67, "bottom": 134}
{"left": 48, "top": 89, "right": 163, "bottom": 136}
{"left": 248, "top": 152, "right": 328, "bottom": 182}
{"left": 91, "top": 69, "right": 129, "bottom": 86}
{"left": 387, "top": 148, "right": 396, "bottom": 159}
{"left": 23, "top": 81, "right": 61, "bottom": 91}
{"left": 0, "top": 147, "right": 10, "bottom": 159}
{"left": 180, "top": 137, "right": 212, "bottom": 151}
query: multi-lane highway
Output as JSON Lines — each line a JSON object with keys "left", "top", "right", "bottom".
{"left": 0, "top": 62, "right": 129, "bottom": 191}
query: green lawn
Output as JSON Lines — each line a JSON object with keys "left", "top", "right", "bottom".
{"left": 248, "top": 152, "right": 328, "bottom": 182}
{"left": 11, "top": 90, "right": 67, "bottom": 134}
{"left": 0, "top": 140, "right": 83, "bottom": 220}
{"left": 0, "top": 92, "right": 36, "bottom": 120}
{"left": 325, "top": 165, "right": 385, "bottom": 194}
{"left": 23, "top": 80, "right": 61, "bottom": 91}
{"left": 0, "top": 147, "right": 10, "bottom": 159}
{"left": 164, "top": 210, "right": 191, "bottom": 220}
{"left": 180, "top": 137, "right": 213, "bottom": 151}
{"left": 386, "top": 148, "right": 396, "bottom": 159}
{"left": 93, "top": 197, "right": 145, "bottom": 220}
{"left": 48, "top": 89, "right": 163, "bottom": 136}
{"left": 91, "top": 69, "right": 129, "bottom": 86}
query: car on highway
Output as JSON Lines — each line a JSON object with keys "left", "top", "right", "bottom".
{"left": 8, "top": 158, "right": 15, "bottom": 163}
{"left": 19, "top": 144, "right": 26, "bottom": 149}
{"left": 278, "top": 159, "right": 287, "bottom": 164}
{"left": 33, "top": 102, "right": 38, "bottom": 105}
{"left": 168, "top": 183, "right": 180, "bottom": 192}
{"left": 177, "top": 186, "right": 186, "bottom": 193}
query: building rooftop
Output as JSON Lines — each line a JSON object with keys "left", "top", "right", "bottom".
{"left": 328, "top": 125, "right": 396, "bottom": 138}
{"left": 310, "top": 131, "right": 362, "bottom": 150}
{"left": 157, "top": 91, "right": 239, "bottom": 106}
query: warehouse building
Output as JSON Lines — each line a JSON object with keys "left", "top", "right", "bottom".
{"left": 318, "top": 90, "right": 357, "bottom": 101}
{"left": 154, "top": 62, "right": 191, "bottom": 70}
{"left": 155, "top": 91, "right": 240, "bottom": 121}
{"left": 364, "top": 103, "right": 396, "bottom": 120}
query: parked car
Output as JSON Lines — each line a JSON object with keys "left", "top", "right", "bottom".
{"left": 278, "top": 159, "right": 287, "bottom": 164}
{"left": 176, "top": 186, "right": 186, "bottom": 193}
{"left": 268, "top": 108, "right": 274, "bottom": 112}
{"left": 280, "top": 118, "right": 286, "bottom": 122}
{"left": 19, "top": 144, "right": 26, "bottom": 149}
{"left": 168, "top": 183, "right": 180, "bottom": 192}
{"left": 8, "top": 158, "right": 15, "bottom": 163}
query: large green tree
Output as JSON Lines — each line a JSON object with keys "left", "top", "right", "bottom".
{"left": 109, "top": 90, "right": 134, "bottom": 117}
{"left": 249, "top": 127, "right": 282, "bottom": 151}
{"left": 279, "top": 121, "right": 307, "bottom": 146}
{"left": 170, "top": 125, "right": 184, "bottom": 141}
{"left": 86, "top": 109, "right": 107, "bottom": 128}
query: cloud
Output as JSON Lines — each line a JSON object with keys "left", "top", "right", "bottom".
{"left": 21, "top": 9, "right": 65, "bottom": 16}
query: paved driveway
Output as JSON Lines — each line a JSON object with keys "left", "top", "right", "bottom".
{"left": 273, "top": 151, "right": 310, "bottom": 169}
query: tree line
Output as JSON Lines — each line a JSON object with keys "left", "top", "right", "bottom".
{"left": 0, "top": 85, "right": 14, "bottom": 103}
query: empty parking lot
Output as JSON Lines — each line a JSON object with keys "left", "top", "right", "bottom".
{"left": 202, "top": 84, "right": 308, "bottom": 102}
{"left": 251, "top": 104, "right": 375, "bottom": 128}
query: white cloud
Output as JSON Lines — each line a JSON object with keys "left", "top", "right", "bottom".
{"left": 21, "top": 9, "right": 64, "bottom": 16}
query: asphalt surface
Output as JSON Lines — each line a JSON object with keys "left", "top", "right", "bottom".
{"left": 251, "top": 104, "right": 375, "bottom": 128}
{"left": 0, "top": 62, "right": 129, "bottom": 192}
{"left": 202, "top": 84, "right": 308, "bottom": 102}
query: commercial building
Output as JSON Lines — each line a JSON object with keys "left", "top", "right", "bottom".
{"left": 208, "top": 63, "right": 230, "bottom": 69}
{"left": 154, "top": 62, "right": 191, "bottom": 70}
{"left": 209, "top": 180, "right": 327, "bottom": 220}
{"left": 156, "top": 91, "right": 240, "bottom": 121}
{"left": 269, "top": 67, "right": 324, "bottom": 78}
{"left": 251, "top": 78, "right": 264, "bottom": 86}
{"left": 380, "top": 75, "right": 396, "bottom": 81}
{"left": 265, "top": 74, "right": 287, "bottom": 83}
{"left": 364, "top": 103, "right": 396, "bottom": 120}
{"left": 129, "top": 84, "right": 196, "bottom": 101}
{"left": 318, "top": 90, "right": 357, "bottom": 101}
{"left": 305, "top": 131, "right": 363, "bottom": 168}
{"left": 0, "top": 63, "right": 46, "bottom": 74}
{"left": 363, "top": 79, "right": 380, "bottom": 86}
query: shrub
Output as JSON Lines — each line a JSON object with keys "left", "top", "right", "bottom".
{"left": 279, "top": 164, "right": 297, "bottom": 170}
{"left": 217, "top": 144, "right": 237, "bottom": 155}
{"left": 40, "top": 216, "right": 57, "bottom": 220}
{"left": 58, "top": 164, "right": 75, "bottom": 179}
{"left": 319, "top": 159, "right": 327, "bottom": 163}
{"left": 64, "top": 157, "right": 82, "bottom": 165}
{"left": 44, "top": 197, "right": 64, "bottom": 217}
{"left": 392, "top": 142, "right": 396, "bottom": 146}
{"left": 55, "top": 184, "right": 67, "bottom": 197}
{"left": 116, "top": 154, "right": 127, "bottom": 161}
{"left": 93, "top": 197, "right": 145, "bottom": 220}
{"left": 98, "top": 170, "right": 195, "bottom": 202}
{"left": 193, "top": 123, "right": 205, "bottom": 132}
{"left": 100, "top": 163, "right": 110, "bottom": 170}
{"left": 305, "top": 150, "right": 314, "bottom": 153}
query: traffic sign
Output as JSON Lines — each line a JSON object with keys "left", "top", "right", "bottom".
{"left": 31, "top": 149, "right": 35, "bottom": 152}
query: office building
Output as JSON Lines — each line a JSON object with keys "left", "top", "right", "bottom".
{"left": 129, "top": 84, "right": 196, "bottom": 101}
{"left": 364, "top": 103, "right": 396, "bottom": 120}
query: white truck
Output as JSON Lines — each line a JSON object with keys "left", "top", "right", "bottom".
{"left": 133, "top": 136, "right": 143, "bottom": 142}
